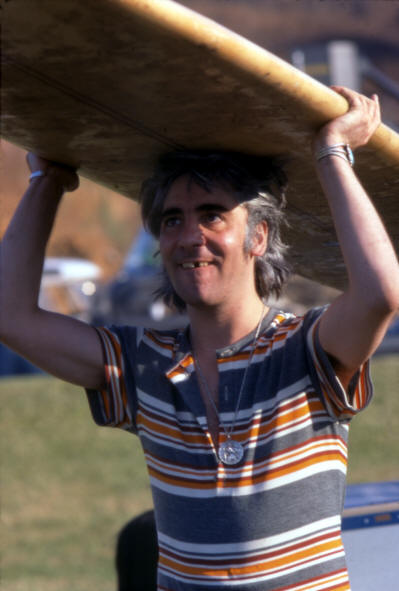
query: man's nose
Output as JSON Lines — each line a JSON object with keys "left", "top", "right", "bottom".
{"left": 179, "top": 218, "right": 206, "bottom": 247}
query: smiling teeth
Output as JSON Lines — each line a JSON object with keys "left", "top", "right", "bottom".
{"left": 182, "top": 262, "right": 209, "bottom": 268}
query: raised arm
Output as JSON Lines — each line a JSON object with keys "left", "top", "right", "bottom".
{"left": 0, "top": 154, "right": 105, "bottom": 389}
{"left": 314, "top": 87, "right": 399, "bottom": 388}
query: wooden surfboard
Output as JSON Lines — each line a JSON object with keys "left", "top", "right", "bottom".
{"left": 2, "top": 0, "right": 399, "bottom": 290}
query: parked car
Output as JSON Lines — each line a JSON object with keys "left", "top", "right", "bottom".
{"left": 40, "top": 257, "right": 101, "bottom": 321}
{"left": 89, "top": 229, "right": 186, "bottom": 329}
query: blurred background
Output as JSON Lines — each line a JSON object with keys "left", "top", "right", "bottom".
{"left": 1, "top": 1, "right": 398, "bottom": 590}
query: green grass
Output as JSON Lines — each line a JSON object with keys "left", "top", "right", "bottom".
{"left": 347, "top": 354, "right": 399, "bottom": 483}
{"left": 1, "top": 377, "right": 152, "bottom": 591}
{"left": 1, "top": 355, "right": 398, "bottom": 590}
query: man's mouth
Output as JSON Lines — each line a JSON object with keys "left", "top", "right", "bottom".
{"left": 180, "top": 261, "right": 211, "bottom": 269}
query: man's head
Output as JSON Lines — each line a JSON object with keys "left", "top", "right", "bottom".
{"left": 140, "top": 150, "right": 291, "bottom": 311}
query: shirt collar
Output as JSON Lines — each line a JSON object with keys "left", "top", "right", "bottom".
{"left": 166, "top": 306, "right": 279, "bottom": 378}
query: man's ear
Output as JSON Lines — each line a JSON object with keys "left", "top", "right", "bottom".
{"left": 250, "top": 221, "right": 268, "bottom": 257}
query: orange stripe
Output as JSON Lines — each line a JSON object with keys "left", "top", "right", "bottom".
{"left": 167, "top": 354, "right": 194, "bottom": 379}
{"left": 144, "top": 329, "right": 175, "bottom": 351}
{"left": 159, "top": 538, "right": 343, "bottom": 577}
{"left": 101, "top": 328, "right": 130, "bottom": 427}
{"left": 228, "top": 398, "right": 327, "bottom": 444}
{"left": 138, "top": 413, "right": 208, "bottom": 445}
{"left": 216, "top": 451, "right": 347, "bottom": 489}
{"left": 100, "top": 388, "right": 111, "bottom": 417}
{"left": 218, "top": 326, "right": 298, "bottom": 366}
{"left": 255, "top": 440, "right": 346, "bottom": 471}
{"left": 147, "top": 449, "right": 346, "bottom": 491}
{"left": 160, "top": 529, "right": 340, "bottom": 566}
{"left": 147, "top": 467, "right": 216, "bottom": 489}
{"left": 145, "top": 453, "right": 214, "bottom": 478}
{"left": 273, "top": 568, "right": 349, "bottom": 591}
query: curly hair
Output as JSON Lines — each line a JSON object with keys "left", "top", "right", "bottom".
{"left": 139, "top": 150, "right": 291, "bottom": 311}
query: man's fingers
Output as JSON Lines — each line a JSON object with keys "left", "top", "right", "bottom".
{"left": 315, "top": 86, "right": 382, "bottom": 149}
{"left": 26, "top": 152, "right": 50, "bottom": 173}
{"left": 330, "top": 85, "right": 360, "bottom": 107}
{"left": 332, "top": 85, "right": 381, "bottom": 128}
{"left": 331, "top": 86, "right": 380, "bottom": 118}
{"left": 26, "top": 152, "right": 79, "bottom": 192}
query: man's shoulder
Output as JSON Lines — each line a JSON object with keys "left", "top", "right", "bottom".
{"left": 264, "top": 306, "right": 328, "bottom": 337}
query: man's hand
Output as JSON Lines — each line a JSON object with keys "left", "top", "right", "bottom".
{"left": 314, "top": 86, "right": 381, "bottom": 151}
{"left": 27, "top": 152, "right": 80, "bottom": 192}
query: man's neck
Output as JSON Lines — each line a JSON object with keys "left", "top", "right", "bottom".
{"left": 187, "top": 297, "right": 268, "bottom": 355}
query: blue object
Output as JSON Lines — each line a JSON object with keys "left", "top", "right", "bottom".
{"left": 342, "top": 481, "right": 399, "bottom": 531}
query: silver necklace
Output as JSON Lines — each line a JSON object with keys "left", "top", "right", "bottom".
{"left": 194, "top": 306, "right": 265, "bottom": 466}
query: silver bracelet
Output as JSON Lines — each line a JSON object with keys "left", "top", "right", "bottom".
{"left": 316, "top": 143, "right": 354, "bottom": 167}
{"left": 29, "top": 170, "right": 46, "bottom": 181}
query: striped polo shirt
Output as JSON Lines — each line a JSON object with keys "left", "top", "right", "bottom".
{"left": 87, "top": 307, "right": 373, "bottom": 590}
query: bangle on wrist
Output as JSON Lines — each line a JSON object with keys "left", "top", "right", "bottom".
{"left": 315, "top": 143, "right": 354, "bottom": 167}
{"left": 29, "top": 170, "right": 47, "bottom": 181}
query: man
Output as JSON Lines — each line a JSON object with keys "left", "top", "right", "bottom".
{"left": 1, "top": 86, "right": 398, "bottom": 590}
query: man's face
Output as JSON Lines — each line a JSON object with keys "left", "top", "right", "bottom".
{"left": 159, "top": 175, "right": 266, "bottom": 311}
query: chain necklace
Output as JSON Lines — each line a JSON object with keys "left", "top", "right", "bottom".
{"left": 194, "top": 306, "right": 266, "bottom": 466}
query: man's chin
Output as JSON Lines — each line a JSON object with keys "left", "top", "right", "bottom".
{"left": 182, "top": 294, "right": 221, "bottom": 311}
{"left": 176, "top": 292, "right": 202, "bottom": 306}
{"left": 172, "top": 280, "right": 221, "bottom": 310}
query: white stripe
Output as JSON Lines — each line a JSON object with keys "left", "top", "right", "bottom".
{"left": 169, "top": 372, "right": 190, "bottom": 384}
{"left": 246, "top": 414, "right": 316, "bottom": 447}
{"left": 138, "top": 389, "right": 194, "bottom": 421}
{"left": 223, "top": 394, "right": 326, "bottom": 438}
{"left": 157, "top": 521, "right": 345, "bottom": 585}
{"left": 159, "top": 547, "right": 345, "bottom": 585}
{"left": 140, "top": 431, "right": 212, "bottom": 454}
{"left": 159, "top": 531, "right": 342, "bottom": 568}
{"left": 253, "top": 439, "right": 347, "bottom": 472}
{"left": 290, "top": 571, "right": 349, "bottom": 591}
{"left": 150, "top": 460, "right": 346, "bottom": 498}
{"left": 240, "top": 442, "right": 347, "bottom": 480}
{"left": 138, "top": 389, "right": 208, "bottom": 431}
{"left": 135, "top": 326, "right": 144, "bottom": 347}
{"left": 216, "top": 461, "right": 347, "bottom": 497}
{"left": 137, "top": 411, "right": 205, "bottom": 443}
{"left": 158, "top": 548, "right": 345, "bottom": 586}
{"left": 100, "top": 330, "right": 129, "bottom": 423}
{"left": 146, "top": 456, "right": 216, "bottom": 481}
{"left": 158, "top": 516, "right": 341, "bottom": 556}
{"left": 142, "top": 332, "right": 174, "bottom": 358}
{"left": 251, "top": 378, "right": 313, "bottom": 414}
{"left": 213, "top": 383, "right": 313, "bottom": 427}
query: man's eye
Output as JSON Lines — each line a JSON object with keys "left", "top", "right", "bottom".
{"left": 204, "top": 212, "right": 222, "bottom": 223}
{"left": 163, "top": 217, "right": 180, "bottom": 228}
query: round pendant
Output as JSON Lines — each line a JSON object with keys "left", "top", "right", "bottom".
{"left": 218, "top": 439, "right": 244, "bottom": 465}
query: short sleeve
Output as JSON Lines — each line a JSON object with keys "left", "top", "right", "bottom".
{"left": 85, "top": 327, "right": 138, "bottom": 433}
{"left": 304, "top": 307, "right": 373, "bottom": 421}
